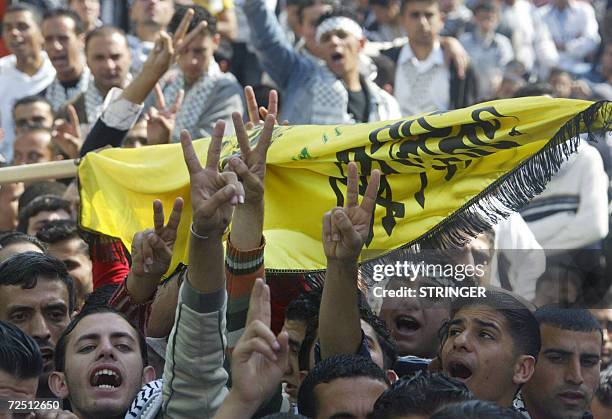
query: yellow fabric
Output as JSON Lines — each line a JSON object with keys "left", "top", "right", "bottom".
{"left": 194, "top": 0, "right": 234, "bottom": 15}
{"left": 78, "top": 97, "right": 610, "bottom": 273}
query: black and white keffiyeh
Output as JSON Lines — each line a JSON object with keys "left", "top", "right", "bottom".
{"left": 46, "top": 66, "right": 91, "bottom": 112}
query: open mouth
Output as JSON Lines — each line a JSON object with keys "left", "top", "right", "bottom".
{"left": 447, "top": 361, "right": 473, "bottom": 380}
{"left": 395, "top": 315, "right": 421, "bottom": 333}
{"left": 331, "top": 52, "right": 344, "bottom": 63}
{"left": 90, "top": 368, "right": 122, "bottom": 389}
{"left": 51, "top": 55, "right": 68, "bottom": 65}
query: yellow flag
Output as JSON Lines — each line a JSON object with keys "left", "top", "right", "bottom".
{"left": 78, "top": 97, "right": 611, "bottom": 273}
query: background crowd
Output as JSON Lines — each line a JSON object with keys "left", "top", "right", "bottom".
{"left": 0, "top": 0, "right": 611, "bottom": 418}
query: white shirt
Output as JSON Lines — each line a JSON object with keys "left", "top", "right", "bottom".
{"left": 393, "top": 42, "right": 450, "bottom": 117}
{"left": 539, "top": 0, "right": 600, "bottom": 72}
{"left": 0, "top": 53, "right": 56, "bottom": 162}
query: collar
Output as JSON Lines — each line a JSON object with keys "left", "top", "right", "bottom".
{"left": 398, "top": 41, "right": 444, "bottom": 68}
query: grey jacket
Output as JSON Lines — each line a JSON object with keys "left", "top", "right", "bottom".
{"left": 125, "top": 280, "right": 228, "bottom": 419}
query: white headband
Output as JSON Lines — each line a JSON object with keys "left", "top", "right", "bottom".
{"left": 315, "top": 16, "right": 363, "bottom": 44}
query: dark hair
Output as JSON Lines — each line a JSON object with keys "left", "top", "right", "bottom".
{"left": 297, "top": 354, "right": 389, "bottom": 417}
{"left": 18, "top": 181, "right": 67, "bottom": 213}
{"left": 43, "top": 8, "right": 84, "bottom": 34}
{"left": 12, "top": 95, "right": 53, "bottom": 117}
{"left": 0, "top": 251, "right": 76, "bottom": 312}
{"left": 297, "top": 0, "right": 337, "bottom": 23}
{"left": 36, "top": 219, "right": 88, "bottom": 255}
{"left": 371, "top": 372, "right": 473, "bottom": 418}
{"left": 513, "top": 83, "right": 554, "bottom": 98}
{"left": 286, "top": 287, "right": 322, "bottom": 323}
{"left": 430, "top": 400, "right": 524, "bottom": 419}
{"left": 298, "top": 320, "right": 318, "bottom": 371}
{"left": 260, "top": 414, "right": 309, "bottom": 419}
{"left": 595, "top": 365, "right": 612, "bottom": 406}
{"left": 17, "top": 195, "right": 72, "bottom": 234}
{"left": 315, "top": 6, "right": 360, "bottom": 29}
{"left": 4, "top": 3, "right": 43, "bottom": 25}
{"left": 54, "top": 305, "right": 148, "bottom": 372}
{"left": 473, "top": 0, "right": 498, "bottom": 15}
{"left": 534, "top": 305, "right": 603, "bottom": 343}
{"left": 443, "top": 289, "right": 541, "bottom": 358}
{"left": 548, "top": 67, "right": 571, "bottom": 80}
{"left": 168, "top": 4, "right": 216, "bottom": 36}
{"left": 0, "top": 320, "right": 43, "bottom": 379}
{"left": 81, "top": 283, "right": 120, "bottom": 310}
{"left": 85, "top": 25, "right": 127, "bottom": 52}
{"left": 0, "top": 231, "right": 47, "bottom": 253}
{"left": 359, "top": 295, "right": 398, "bottom": 370}
{"left": 401, "top": 0, "right": 440, "bottom": 14}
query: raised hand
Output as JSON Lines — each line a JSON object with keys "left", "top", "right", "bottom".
{"left": 131, "top": 198, "right": 184, "bottom": 278}
{"left": 322, "top": 162, "right": 381, "bottom": 262}
{"left": 227, "top": 278, "right": 289, "bottom": 412}
{"left": 180, "top": 125, "right": 244, "bottom": 236}
{"left": 244, "top": 85, "right": 279, "bottom": 130}
{"left": 227, "top": 112, "right": 274, "bottom": 203}
{"left": 52, "top": 104, "right": 82, "bottom": 159}
{"left": 146, "top": 84, "right": 184, "bottom": 145}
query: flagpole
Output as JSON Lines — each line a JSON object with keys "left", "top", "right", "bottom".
{"left": 0, "top": 160, "right": 78, "bottom": 184}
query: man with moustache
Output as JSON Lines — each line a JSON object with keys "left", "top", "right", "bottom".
{"left": 0, "top": 252, "right": 76, "bottom": 398}
{"left": 518, "top": 307, "right": 602, "bottom": 419}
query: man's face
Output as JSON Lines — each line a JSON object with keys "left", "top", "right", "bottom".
{"left": 47, "top": 238, "right": 92, "bottom": 307}
{"left": 0, "top": 181, "right": 23, "bottom": 231}
{"left": 523, "top": 325, "right": 601, "bottom": 419}
{"left": 282, "top": 318, "right": 307, "bottom": 402}
{"left": 27, "top": 209, "right": 72, "bottom": 236}
{"left": 474, "top": 10, "right": 498, "bottom": 34}
{"left": 0, "top": 278, "right": 71, "bottom": 374}
{"left": 550, "top": 73, "right": 572, "bottom": 99}
{"left": 0, "top": 369, "right": 38, "bottom": 402}
{"left": 591, "top": 309, "right": 612, "bottom": 368}
{"left": 361, "top": 320, "right": 385, "bottom": 370}
{"left": 319, "top": 28, "right": 363, "bottom": 79}
{"left": 13, "top": 130, "right": 53, "bottom": 166}
{"left": 54, "top": 313, "right": 154, "bottom": 418}
{"left": 177, "top": 33, "right": 218, "bottom": 86}
{"left": 313, "top": 376, "right": 388, "bottom": 419}
{"left": 401, "top": 1, "right": 442, "bottom": 46}
{"left": 69, "top": 0, "right": 100, "bottom": 28}
{"left": 131, "top": 0, "right": 174, "bottom": 28}
{"left": 1, "top": 10, "right": 43, "bottom": 59}
{"left": 42, "top": 16, "right": 83, "bottom": 79}
{"left": 13, "top": 102, "right": 54, "bottom": 135}
{"left": 86, "top": 33, "right": 131, "bottom": 94}
{"left": 379, "top": 278, "right": 450, "bottom": 358}
{"left": 299, "top": 4, "right": 333, "bottom": 57}
{"left": 440, "top": 305, "right": 524, "bottom": 405}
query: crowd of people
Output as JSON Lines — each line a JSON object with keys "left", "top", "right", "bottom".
{"left": 0, "top": 0, "right": 611, "bottom": 418}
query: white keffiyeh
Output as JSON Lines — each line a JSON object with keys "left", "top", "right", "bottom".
{"left": 45, "top": 67, "right": 91, "bottom": 112}
{"left": 162, "top": 61, "right": 225, "bottom": 140}
{"left": 311, "top": 67, "right": 357, "bottom": 125}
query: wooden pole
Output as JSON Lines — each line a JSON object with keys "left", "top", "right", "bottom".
{"left": 0, "top": 160, "right": 78, "bottom": 184}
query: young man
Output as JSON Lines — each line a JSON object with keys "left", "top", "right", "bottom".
{"left": 370, "top": 372, "right": 473, "bottom": 419}
{"left": 0, "top": 4, "right": 56, "bottom": 161}
{"left": 12, "top": 128, "right": 59, "bottom": 166}
{"left": 458, "top": 0, "right": 513, "bottom": 100}
{"left": 12, "top": 95, "right": 55, "bottom": 135}
{"left": 128, "top": 0, "right": 175, "bottom": 73}
{"left": 69, "top": 0, "right": 101, "bottom": 33}
{"left": 439, "top": 289, "right": 540, "bottom": 407}
{"left": 37, "top": 219, "right": 93, "bottom": 309}
{"left": 42, "top": 9, "right": 91, "bottom": 112}
{"left": 0, "top": 252, "right": 75, "bottom": 398}
{"left": 519, "top": 307, "right": 602, "bottom": 419}
{"left": 386, "top": 0, "right": 477, "bottom": 116}
{"left": 298, "top": 354, "right": 390, "bottom": 418}
{"left": 0, "top": 231, "right": 46, "bottom": 262}
{"left": 61, "top": 26, "right": 131, "bottom": 133}
{"left": 17, "top": 195, "right": 72, "bottom": 236}
{"left": 157, "top": 5, "right": 243, "bottom": 139}
{"left": 245, "top": 3, "right": 400, "bottom": 124}
{"left": 0, "top": 320, "right": 43, "bottom": 406}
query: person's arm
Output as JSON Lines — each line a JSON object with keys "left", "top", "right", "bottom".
{"left": 216, "top": 7, "right": 237, "bottom": 41}
{"left": 440, "top": 36, "right": 469, "bottom": 80}
{"left": 214, "top": 278, "right": 289, "bottom": 418}
{"left": 319, "top": 162, "right": 381, "bottom": 360}
{"left": 243, "top": 0, "right": 305, "bottom": 90}
{"left": 161, "top": 126, "right": 244, "bottom": 417}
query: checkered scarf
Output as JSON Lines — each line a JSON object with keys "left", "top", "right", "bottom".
{"left": 162, "top": 61, "right": 224, "bottom": 140}
{"left": 46, "top": 66, "right": 91, "bottom": 112}
{"left": 311, "top": 66, "right": 357, "bottom": 125}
